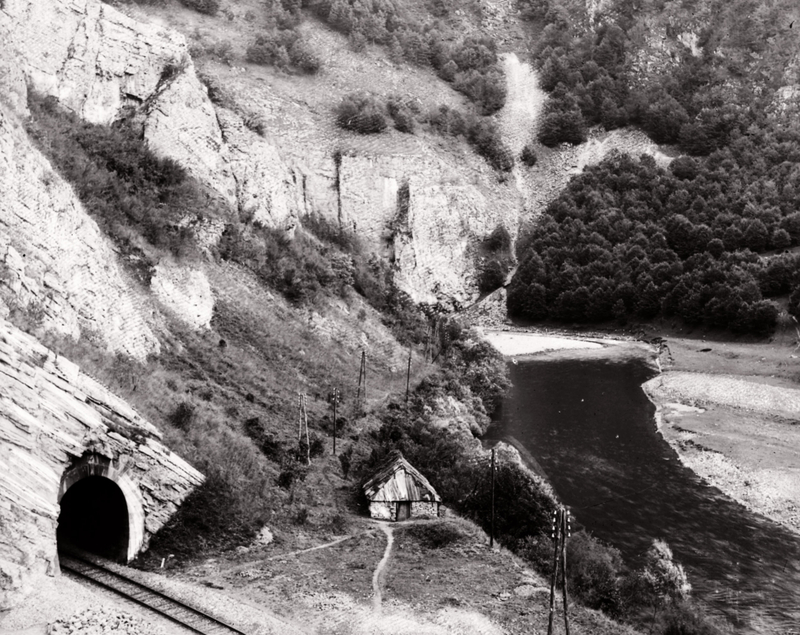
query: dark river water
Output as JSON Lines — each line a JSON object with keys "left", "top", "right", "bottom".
{"left": 485, "top": 356, "right": 800, "bottom": 633}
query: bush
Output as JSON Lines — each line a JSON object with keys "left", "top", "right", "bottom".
{"left": 25, "top": 93, "right": 208, "bottom": 260}
{"left": 180, "top": 0, "right": 219, "bottom": 15}
{"left": 335, "top": 93, "right": 388, "bottom": 134}
{"left": 538, "top": 108, "right": 587, "bottom": 146}
{"left": 404, "top": 521, "right": 467, "bottom": 549}
{"left": 243, "top": 416, "right": 283, "bottom": 461}
{"left": 387, "top": 97, "right": 416, "bottom": 133}
{"left": 479, "top": 258, "right": 510, "bottom": 293}
{"left": 453, "top": 69, "right": 507, "bottom": 115}
{"left": 277, "top": 457, "right": 309, "bottom": 489}
{"left": 169, "top": 401, "right": 195, "bottom": 431}
{"left": 521, "top": 144, "right": 538, "bottom": 166}
{"left": 567, "top": 532, "right": 627, "bottom": 616}
{"left": 288, "top": 38, "right": 322, "bottom": 73}
{"left": 467, "top": 119, "right": 514, "bottom": 171}
{"left": 428, "top": 105, "right": 467, "bottom": 137}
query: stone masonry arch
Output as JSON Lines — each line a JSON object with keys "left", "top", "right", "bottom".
{"left": 58, "top": 454, "right": 146, "bottom": 562}
{"left": 0, "top": 320, "right": 204, "bottom": 608}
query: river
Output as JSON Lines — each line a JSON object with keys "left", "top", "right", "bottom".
{"left": 485, "top": 355, "right": 800, "bottom": 633}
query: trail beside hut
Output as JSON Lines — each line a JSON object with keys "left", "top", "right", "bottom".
{"left": 372, "top": 523, "right": 394, "bottom": 614}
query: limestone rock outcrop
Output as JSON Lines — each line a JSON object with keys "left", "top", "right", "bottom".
{"left": 0, "top": 102, "right": 160, "bottom": 360}
{"left": 0, "top": 319, "right": 203, "bottom": 609}
{"left": 218, "top": 110, "right": 306, "bottom": 229}
{"left": 143, "top": 68, "right": 237, "bottom": 208}
{"left": 339, "top": 153, "right": 519, "bottom": 305}
{"left": 0, "top": 0, "right": 187, "bottom": 126}
{"left": 151, "top": 261, "right": 214, "bottom": 329}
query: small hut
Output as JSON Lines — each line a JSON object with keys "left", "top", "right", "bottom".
{"left": 362, "top": 452, "right": 441, "bottom": 521}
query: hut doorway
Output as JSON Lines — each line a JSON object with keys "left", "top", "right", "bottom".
{"left": 57, "top": 475, "right": 129, "bottom": 560}
{"left": 397, "top": 502, "right": 411, "bottom": 521}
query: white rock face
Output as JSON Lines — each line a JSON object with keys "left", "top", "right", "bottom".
{"left": 143, "top": 68, "right": 237, "bottom": 207}
{"left": 0, "top": 103, "right": 160, "bottom": 360}
{"left": 339, "top": 153, "right": 519, "bottom": 305}
{"left": 0, "top": 0, "right": 187, "bottom": 125}
{"left": 0, "top": 320, "right": 203, "bottom": 609}
{"left": 151, "top": 261, "right": 214, "bottom": 329}
{"left": 218, "top": 110, "right": 306, "bottom": 229}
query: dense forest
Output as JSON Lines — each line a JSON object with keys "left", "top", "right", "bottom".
{"left": 508, "top": 128, "right": 800, "bottom": 334}
{"left": 509, "top": 0, "right": 800, "bottom": 335}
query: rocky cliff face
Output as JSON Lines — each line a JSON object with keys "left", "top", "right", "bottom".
{"left": 0, "top": 99, "right": 160, "bottom": 359}
{"left": 0, "top": 319, "right": 203, "bottom": 609}
{"left": 339, "top": 152, "right": 520, "bottom": 305}
{"left": 0, "top": 0, "right": 187, "bottom": 126}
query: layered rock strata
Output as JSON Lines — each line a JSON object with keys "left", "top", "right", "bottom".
{"left": 0, "top": 101, "right": 160, "bottom": 360}
{"left": 0, "top": 319, "right": 204, "bottom": 609}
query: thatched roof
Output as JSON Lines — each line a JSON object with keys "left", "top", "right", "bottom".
{"left": 362, "top": 452, "right": 441, "bottom": 503}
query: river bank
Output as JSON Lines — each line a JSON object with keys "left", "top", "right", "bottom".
{"left": 644, "top": 371, "right": 800, "bottom": 537}
{"left": 483, "top": 327, "right": 800, "bottom": 539}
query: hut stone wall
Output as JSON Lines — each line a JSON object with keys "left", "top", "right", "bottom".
{"left": 411, "top": 501, "right": 439, "bottom": 518}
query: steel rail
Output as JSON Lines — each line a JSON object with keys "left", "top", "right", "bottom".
{"left": 59, "top": 551, "right": 248, "bottom": 635}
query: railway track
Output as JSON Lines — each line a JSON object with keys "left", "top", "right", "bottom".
{"left": 59, "top": 551, "right": 249, "bottom": 635}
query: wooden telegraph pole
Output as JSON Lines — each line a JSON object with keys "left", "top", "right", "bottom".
{"left": 548, "top": 508, "right": 561, "bottom": 635}
{"left": 298, "top": 393, "right": 310, "bottom": 465}
{"left": 561, "top": 508, "right": 571, "bottom": 635}
{"left": 547, "top": 506, "right": 571, "bottom": 635}
{"left": 490, "top": 448, "right": 496, "bottom": 549}
{"left": 355, "top": 350, "right": 367, "bottom": 416}
{"left": 331, "top": 387, "right": 340, "bottom": 455}
{"left": 405, "top": 348, "right": 412, "bottom": 403}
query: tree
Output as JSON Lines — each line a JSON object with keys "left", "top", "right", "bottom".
{"left": 335, "top": 93, "right": 387, "bottom": 134}
{"left": 538, "top": 108, "right": 587, "bottom": 147}
{"left": 638, "top": 540, "right": 691, "bottom": 630}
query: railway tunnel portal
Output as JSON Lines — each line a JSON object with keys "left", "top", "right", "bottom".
{"left": 57, "top": 454, "right": 146, "bottom": 562}
{"left": 0, "top": 321, "right": 204, "bottom": 607}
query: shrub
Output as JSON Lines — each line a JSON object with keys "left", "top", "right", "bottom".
{"left": 479, "top": 257, "right": 510, "bottom": 293}
{"left": 288, "top": 39, "right": 322, "bottom": 73}
{"left": 339, "top": 445, "right": 353, "bottom": 479}
{"left": 387, "top": 97, "right": 416, "bottom": 133}
{"left": 521, "top": 144, "right": 538, "bottom": 166}
{"left": 538, "top": 108, "right": 587, "bottom": 146}
{"left": 453, "top": 69, "right": 507, "bottom": 115}
{"left": 277, "top": 457, "right": 309, "bottom": 489}
{"left": 335, "top": 93, "right": 388, "bottom": 134}
{"left": 180, "top": 0, "right": 219, "bottom": 15}
{"left": 169, "top": 401, "right": 196, "bottom": 430}
{"left": 567, "top": 532, "right": 626, "bottom": 616}
{"left": 467, "top": 119, "right": 514, "bottom": 171}
{"left": 428, "top": 105, "right": 466, "bottom": 137}
{"left": 405, "top": 521, "right": 467, "bottom": 549}
{"left": 25, "top": 93, "right": 209, "bottom": 259}
{"left": 243, "top": 416, "right": 283, "bottom": 461}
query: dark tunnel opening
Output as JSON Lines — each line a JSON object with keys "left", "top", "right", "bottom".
{"left": 57, "top": 475, "right": 129, "bottom": 561}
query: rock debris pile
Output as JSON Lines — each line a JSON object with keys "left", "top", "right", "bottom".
{"left": 48, "top": 607, "right": 165, "bottom": 635}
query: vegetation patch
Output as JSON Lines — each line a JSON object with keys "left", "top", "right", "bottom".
{"left": 24, "top": 93, "right": 221, "bottom": 270}
{"left": 509, "top": 145, "right": 800, "bottom": 334}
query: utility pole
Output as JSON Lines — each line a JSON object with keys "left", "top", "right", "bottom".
{"left": 405, "top": 348, "right": 412, "bottom": 403}
{"left": 548, "top": 508, "right": 561, "bottom": 635}
{"left": 561, "top": 508, "right": 571, "bottom": 635}
{"left": 490, "top": 448, "right": 496, "bottom": 549}
{"left": 355, "top": 350, "right": 367, "bottom": 416}
{"left": 298, "top": 393, "right": 310, "bottom": 465}
{"left": 331, "top": 387, "right": 340, "bottom": 455}
{"left": 547, "top": 506, "right": 571, "bottom": 635}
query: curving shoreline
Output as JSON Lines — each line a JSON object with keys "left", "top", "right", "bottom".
{"left": 643, "top": 373, "right": 800, "bottom": 537}
{"left": 482, "top": 328, "right": 800, "bottom": 538}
